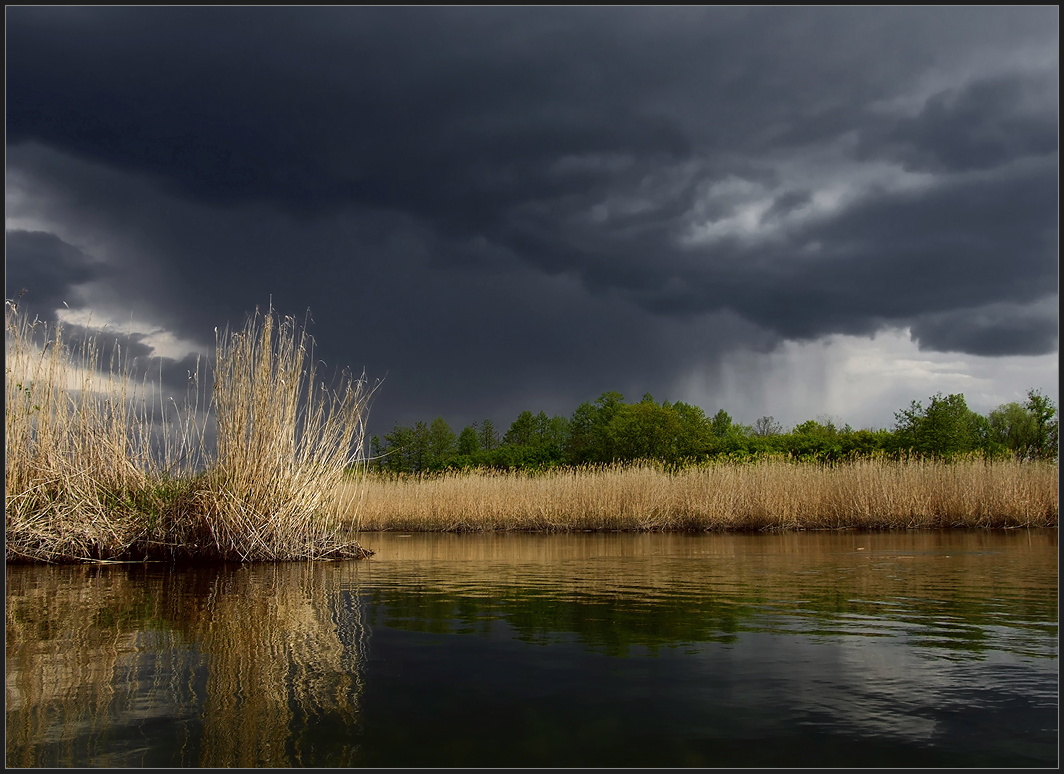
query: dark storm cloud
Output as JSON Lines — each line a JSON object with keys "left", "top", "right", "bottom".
{"left": 738, "top": 160, "right": 1058, "bottom": 348}
{"left": 5, "top": 6, "right": 1058, "bottom": 429}
{"left": 5, "top": 6, "right": 695, "bottom": 220}
{"left": 869, "top": 72, "right": 1059, "bottom": 174}
{"left": 5, "top": 229, "right": 110, "bottom": 312}
{"left": 910, "top": 300, "right": 1058, "bottom": 357}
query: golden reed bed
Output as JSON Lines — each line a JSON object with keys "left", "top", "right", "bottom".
{"left": 343, "top": 459, "right": 1059, "bottom": 533}
{"left": 5, "top": 305, "right": 1057, "bottom": 562}
{"left": 6, "top": 305, "right": 371, "bottom": 563}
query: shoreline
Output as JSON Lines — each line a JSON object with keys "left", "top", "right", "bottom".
{"left": 7, "top": 306, "right": 1057, "bottom": 565}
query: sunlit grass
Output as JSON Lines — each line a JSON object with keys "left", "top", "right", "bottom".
{"left": 166, "top": 309, "right": 374, "bottom": 560}
{"left": 5, "top": 304, "right": 373, "bottom": 563}
{"left": 5, "top": 306, "right": 180, "bottom": 561}
{"left": 343, "top": 458, "right": 1058, "bottom": 532}
{"left": 7, "top": 303, "right": 1056, "bottom": 562}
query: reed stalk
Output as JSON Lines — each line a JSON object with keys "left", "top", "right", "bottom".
{"left": 5, "top": 308, "right": 167, "bottom": 561}
{"left": 5, "top": 304, "right": 373, "bottom": 563}
{"left": 178, "top": 309, "right": 373, "bottom": 560}
{"left": 344, "top": 458, "right": 1058, "bottom": 532}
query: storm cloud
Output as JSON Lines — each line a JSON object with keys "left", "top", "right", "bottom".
{"left": 5, "top": 6, "right": 1058, "bottom": 432}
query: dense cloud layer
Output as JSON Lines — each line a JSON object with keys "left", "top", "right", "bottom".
{"left": 6, "top": 230, "right": 109, "bottom": 312}
{"left": 5, "top": 7, "right": 1058, "bottom": 432}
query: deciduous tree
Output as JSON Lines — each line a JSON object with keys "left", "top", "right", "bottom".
{"left": 457, "top": 424, "right": 480, "bottom": 456}
{"left": 427, "top": 417, "right": 456, "bottom": 467}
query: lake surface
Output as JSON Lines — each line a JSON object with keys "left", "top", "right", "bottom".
{"left": 6, "top": 530, "right": 1058, "bottom": 767}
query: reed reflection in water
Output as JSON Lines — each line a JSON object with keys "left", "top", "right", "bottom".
{"left": 6, "top": 561, "right": 370, "bottom": 767}
{"left": 6, "top": 529, "right": 1058, "bottom": 767}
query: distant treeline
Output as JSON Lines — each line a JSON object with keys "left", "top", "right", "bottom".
{"left": 369, "top": 389, "right": 1059, "bottom": 474}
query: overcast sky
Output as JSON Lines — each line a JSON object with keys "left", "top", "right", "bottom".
{"left": 6, "top": 6, "right": 1059, "bottom": 437}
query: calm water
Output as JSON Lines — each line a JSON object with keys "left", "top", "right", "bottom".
{"left": 6, "top": 530, "right": 1058, "bottom": 768}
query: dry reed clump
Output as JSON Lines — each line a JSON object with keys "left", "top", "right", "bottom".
{"left": 5, "top": 304, "right": 374, "bottom": 563}
{"left": 169, "top": 310, "right": 374, "bottom": 561}
{"left": 5, "top": 308, "right": 175, "bottom": 562}
{"left": 344, "top": 457, "right": 1059, "bottom": 533}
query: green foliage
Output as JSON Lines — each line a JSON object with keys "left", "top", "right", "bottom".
{"left": 380, "top": 423, "right": 416, "bottom": 472}
{"left": 668, "top": 401, "right": 714, "bottom": 459}
{"left": 840, "top": 428, "right": 894, "bottom": 459}
{"left": 987, "top": 402, "right": 1036, "bottom": 458}
{"left": 369, "top": 435, "right": 384, "bottom": 470}
{"left": 457, "top": 425, "right": 480, "bottom": 456}
{"left": 781, "top": 418, "right": 847, "bottom": 462}
{"left": 1024, "top": 389, "right": 1059, "bottom": 459}
{"left": 503, "top": 410, "right": 538, "bottom": 447}
{"left": 709, "top": 409, "right": 734, "bottom": 437}
{"left": 478, "top": 419, "right": 499, "bottom": 451}
{"left": 987, "top": 390, "right": 1059, "bottom": 460}
{"left": 792, "top": 418, "right": 841, "bottom": 438}
{"left": 892, "top": 393, "right": 986, "bottom": 459}
{"left": 503, "top": 410, "right": 569, "bottom": 460}
{"left": 374, "top": 386, "right": 1057, "bottom": 473}
{"left": 606, "top": 400, "right": 682, "bottom": 462}
{"left": 566, "top": 391, "right": 625, "bottom": 464}
{"left": 427, "top": 417, "right": 456, "bottom": 466}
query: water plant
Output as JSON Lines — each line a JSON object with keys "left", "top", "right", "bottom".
{"left": 345, "top": 457, "right": 1059, "bottom": 533}
{"left": 5, "top": 303, "right": 374, "bottom": 563}
{"left": 167, "top": 309, "right": 374, "bottom": 561}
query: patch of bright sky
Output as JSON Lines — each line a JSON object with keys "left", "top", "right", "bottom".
{"left": 679, "top": 143, "right": 938, "bottom": 249}
{"left": 5, "top": 169, "right": 57, "bottom": 235}
{"left": 55, "top": 306, "right": 203, "bottom": 362}
{"left": 7, "top": 327, "right": 154, "bottom": 399}
{"left": 8, "top": 164, "right": 208, "bottom": 363}
{"left": 676, "top": 326, "right": 1058, "bottom": 431}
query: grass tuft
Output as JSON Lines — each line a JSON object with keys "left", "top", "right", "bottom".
{"left": 5, "top": 304, "right": 374, "bottom": 563}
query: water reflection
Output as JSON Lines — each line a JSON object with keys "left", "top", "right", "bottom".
{"left": 6, "top": 530, "right": 1058, "bottom": 767}
{"left": 6, "top": 562, "right": 370, "bottom": 767}
{"left": 357, "top": 530, "right": 1058, "bottom": 659}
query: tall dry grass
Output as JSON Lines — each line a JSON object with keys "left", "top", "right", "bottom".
{"left": 345, "top": 458, "right": 1059, "bottom": 532}
{"left": 5, "top": 307, "right": 184, "bottom": 561}
{"left": 5, "top": 304, "right": 373, "bottom": 563}
{"left": 171, "top": 310, "right": 374, "bottom": 560}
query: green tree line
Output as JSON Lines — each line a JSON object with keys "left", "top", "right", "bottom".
{"left": 368, "top": 389, "right": 1058, "bottom": 474}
